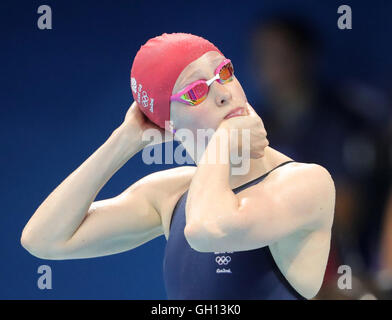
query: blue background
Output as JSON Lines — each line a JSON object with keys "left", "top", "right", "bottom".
{"left": 1, "top": 0, "right": 391, "bottom": 299}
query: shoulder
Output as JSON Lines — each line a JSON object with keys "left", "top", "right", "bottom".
{"left": 269, "top": 161, "right": 334, "bottom": 190}
{"left": 277, "top": 162, "right": 333, "bottom": 182}
{"left": 133, "top": 165, "right": 197, "bottom": 202}
{"left": 267, "top": 162, "right": 336, "bottom": 227}
{"left": 291, "top": 162, "right": 335, "bottom": 202}
{"left": 133, "top": 166, "right": 197, "bottom": 240}
{"left": 134, "top": 165, "right": 197, "bottom": 187}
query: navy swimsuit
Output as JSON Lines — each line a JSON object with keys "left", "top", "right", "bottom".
{"left": 163, "top": 160, "right": 305, "bottom": 299}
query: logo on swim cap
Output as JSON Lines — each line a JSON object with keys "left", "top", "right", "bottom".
{"left": 134, "top": 80, "right": 154, "bottom": 113}
{"left": 149, "top": 98, "right": 154, "bottom": 113}
{"left": 131, "top": 77, "right": 137, "bottom": 93}
{"left": 141, "top": 91, "right": 149, "bottom": 108}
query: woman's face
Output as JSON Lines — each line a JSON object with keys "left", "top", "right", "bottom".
{"left": 170, "top": 51, "right": 248, "bottom": 135}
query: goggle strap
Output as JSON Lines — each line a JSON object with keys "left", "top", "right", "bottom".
{"left": 206, "top": 73, "right": 220, "bottom": 86}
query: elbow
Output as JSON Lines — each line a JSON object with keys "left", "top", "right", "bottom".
{"left": 184, "top": 220, "right": 228, "bottom": 253}
{"left": 184, "top": 222, "right": 212, "bottom": 252}
{"left": 184, "top": 222, "right": 205, "bottom": 252}
{"left": 20, "top": 228, "right": 37, "bottom": 254}
{"left": 20, "top": 230, "right": 45, "bottom": 259}
{"left": 20, "top": 229, "right": 63, "bottom": 260}
{"left": 300, "top": 282, "right": 322, "bottom": 300}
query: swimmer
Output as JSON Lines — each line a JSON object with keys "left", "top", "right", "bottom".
{"left": 21, "top": 33, "right": 335, "bottom": 300}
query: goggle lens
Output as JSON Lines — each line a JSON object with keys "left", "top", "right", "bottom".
{"left": 218, "top": 61, "right": 234, "bottom": 84}
{"left": 181, "top": 82, "right": 208, "bottom": 105}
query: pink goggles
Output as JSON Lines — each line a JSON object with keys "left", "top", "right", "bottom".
{"left": 170, "top": 58, "right": 234, "bottom": 106}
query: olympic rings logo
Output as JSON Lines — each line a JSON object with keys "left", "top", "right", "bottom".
{"left": 215, "top": 255, "right": 231, "bottom": 265}
{"left": 141, "top": 91, "right": 149, "bottom": 108}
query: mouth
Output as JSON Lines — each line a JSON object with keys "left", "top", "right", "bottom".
{"left": 224, "top": 106, "right": 248, "bottom": 120}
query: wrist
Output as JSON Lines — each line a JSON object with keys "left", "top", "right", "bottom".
{"left": 111, "top": 123, "right": 149, "bottom": 154}
{"left": 200, "top": 126, "right": 231, "bottom": 165}
{"left": 215, "top": 124, "right": 234, "bottom": 153}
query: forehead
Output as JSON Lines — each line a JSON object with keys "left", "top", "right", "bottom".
{"left": 185, "top": 50, "right": 224, "bottom": 70}
{"left": 173, "top": 51, "right": 225, "bottom": 92}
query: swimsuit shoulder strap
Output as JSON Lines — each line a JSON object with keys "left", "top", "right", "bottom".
{"left": 233, "top": 160, "right": 296, "bottom": 191}
{"left": 271, "top": 160, "right": 296, "bottom": 171}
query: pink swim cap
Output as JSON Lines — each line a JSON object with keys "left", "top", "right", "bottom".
{"left": 130, "top": 33, "right": 223, "bottom": 129}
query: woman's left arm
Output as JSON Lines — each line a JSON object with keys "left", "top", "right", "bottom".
{"left": 185, "top": 140, "right": 335, "bottom": 253}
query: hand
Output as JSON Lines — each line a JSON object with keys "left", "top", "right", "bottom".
{"left": 119, "top": 101, "right": 174, "bottom": 145}
{"left": 218, "top": 102, "right": 269, "bottom": 159}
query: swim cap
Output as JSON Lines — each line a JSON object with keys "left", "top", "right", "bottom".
{"left": 130, "top": 33, "right": 223, "bottom": 129}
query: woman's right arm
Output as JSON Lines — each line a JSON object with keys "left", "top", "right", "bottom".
{"left": 20, "top": 102, "right": 172, "bottom": 259}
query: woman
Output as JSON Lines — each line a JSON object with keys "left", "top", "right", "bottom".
{"left": 21, "top": 33, "right": 335, "bottom": 300}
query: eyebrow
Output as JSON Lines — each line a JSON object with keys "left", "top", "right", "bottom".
{"left": 179, "top": 56, "right": 226, "bottom": 89}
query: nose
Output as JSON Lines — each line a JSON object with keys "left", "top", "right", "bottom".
{"left": 212, "top": 81, "right": 232, "bottom": 106}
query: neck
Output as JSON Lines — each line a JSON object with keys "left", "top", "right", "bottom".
{"left": 227, "top": 147, "right": 280, "bottom": 189}
{"left": 191, "top": 145, "right": 293, "bottom": 190}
